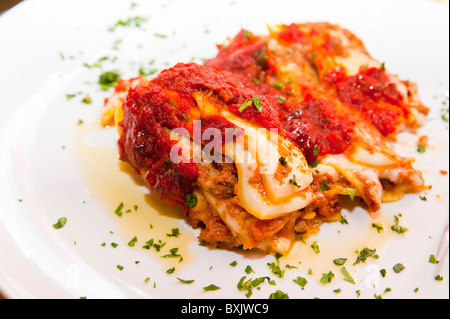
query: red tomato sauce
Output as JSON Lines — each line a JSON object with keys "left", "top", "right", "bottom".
{"left": 324, "top": 66, "right": 408, "bottom": 136}
{"left": 277, "top": 23, "right": 307, "bottom": 45}
{"left": 205, "top": 31, "right": 356, "bottom": 163}
{"left": 204, "top": 29, "right": 277, "bottom": 93}
{"left": 280, "top": 91, "right": 355, "bottom": 163}
{"left": 153, "top": 62, "right": 284, "bottom": 136}
{"left": 119, "top": 83, "right": 199, "bottom": 209}
{"left": 118, "top": 63, "right": 286, "bottom": 206}
{"left": 270, "top": 23, "right": 410, "bottom": 136}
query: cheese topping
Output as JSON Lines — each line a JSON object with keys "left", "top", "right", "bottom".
{"left": 192, "top": 92, "right": 316, "bottom": 220}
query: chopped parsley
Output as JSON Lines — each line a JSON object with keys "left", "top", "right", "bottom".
{"left": 84, "top": 56, "right": 109, "bottom": 69}
{"left": 245, "top": 265, "right": 254, "bottom": 274}
{"left": 52, "top": 217, "right": 67, "bottom": 229}
{"left": 393, "top": 263, "right": 405, "bottom": 273}
{"left": 372, "top": 223, "right": 384, "bottom": 233}
{"left": 417, "top": 144, "right": 426, "bottom": 153}
{"left": 243, "top": 29, "right": 251, "bottom": 41}
{"left": 258, "top": 53, "right": 268, "bottom": 64}
{"left": 267, "top": 253, "right": 285, "bottom": 278}
{"left": 313, "top": 144, "right": 319, "bottom": 156}
{"left": 285, "top": 264, "right": 298, "bottom": 269}
{"left": 345, "top": 188, "right": 358, "bottom": 201}
{"left": 333, "top": 258, "right": 347, "bottom": 266}
{"left": 139, "top": 66, "right": 158, "bottom": 77}
{"left": 353, "top": 247, "right": 379, "bottom": 265}
{"left": 203, "top": 284, "right": 221, "bottom": 291}
{"left": 279, "top": 157, "right": 288, "bottom": 166}
{"left": 320, "top": 180, "right": 328, "bottom": 192}
{"left": 238, "top": 96, "right": 263, "bottom": 113}
{"left": 441, "top": 104, "right": 449, "bottom": 124}
{"left": 252, "top": 96, "right": 263, "bottom": 112}
{"left": 289, "top": 175, "right": 301, "bottom": 188}
{"left": 98, "top": 71, "right": 120, "bottom": 91}
{"left": 391, "top": 214, "right": 408, "bottom": 234}
{"left": 269, "top": 290, "right": 289, "bottom": 299}
{"left": 311, "top": 241, "right": 320, "bottom": 254}
{"left": 161, "top": 247, "right": 183, "bottom": 262}
{"left": 112, "top": 39, "right": 122, "bottom": 50}
{"left": 237, "top": 276, "right": 253, "bottom": 298}
{"left": 340, "top": 215, "right": 349, "bottom": 224}
{"left": 108, "top": 16, "right": 148, "bottom": 32}
{"left": 114, "top": 202, "right": 124, "bottom": 217}
{"left": 237, "top": 276, "right": 273, "bottom": 298}
{"left": 319, "top": 271, "right": 335, "bottom": 284}
{"left": 429, "top": 255, "right": 437, "bottom": 264}
{"left": 166, "top": 267, "right": 175, "bottom": 274}
{"left": 293, "top": 276, "right": 308, "bottom": 290}
{"left": 238, "top": 99, "right": 253, "bottom": 112}
{"left": 311, "top": 159, "right": 319, "bottom": 168}
{"left": 275, "top": 94, "right": 286, "bottom": 104}
{"left": 184, "top": 191, "right": 198, "bottom": 208}
{"left": 166, "top": 228, "right": 180, "bottom": 237}
{"left": 272, "top": 82, "right": 284, "bottom": 90}
{"left": 341, "top": 267, "right": 355, "bottom": 284}
{"left": 152, "top": 240, "right": 166, "bottom": 252}
{"left": 177, "top": 278, "right": 194, "bottom": 284}
{"left": 81, "top": 96, "right": 92, "bottom": 104}
{"left": 142, "top": 238, "right": 167, "bottom": 252}
{"left": 374, "top": 288, "right": 391, "bottom": 299}
{"left": 127, "top": 236, "right": 138, "bottom": 247}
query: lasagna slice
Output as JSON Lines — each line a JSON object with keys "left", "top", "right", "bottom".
{"left": 204, "top": 25, "right": 428, "bottom": 211}
{"left": 101, "top": 62, "right": 339, "bottom": 254}
{"left": 99, "top": 22, "right": 428, "bottom": 254}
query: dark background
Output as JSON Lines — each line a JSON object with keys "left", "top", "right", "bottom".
{"left": 0, "top": 0, "right": 21, "bottom": 14}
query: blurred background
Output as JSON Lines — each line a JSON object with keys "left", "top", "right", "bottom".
{"left": 0, "top": 0, "right": 22, "bottom": 15}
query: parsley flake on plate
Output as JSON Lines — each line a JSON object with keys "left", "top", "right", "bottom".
{"left": 52, "top": 217, "right": 67, "bottom": 229}
{"left": 98, "top": 70, "right": 120, "bottom": 91}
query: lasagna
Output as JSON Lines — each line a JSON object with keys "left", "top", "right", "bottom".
{"left": 100, "top": 23, "right": 428, "bottom": 255}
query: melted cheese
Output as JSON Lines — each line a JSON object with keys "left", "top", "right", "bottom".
{"left": 335, "top": 49, "right": 380, "bottom": 75}
{"left": 320, "top": 149, "right": 424, "bottom": 209}
{"left": 321, "top": 154, "right": 382, "bottom": 211}
{"left": 193, "top": 93, "right": 316, "bottom": 220}
{"left": 350, "top": 145, "right": 397, "bottom": 168}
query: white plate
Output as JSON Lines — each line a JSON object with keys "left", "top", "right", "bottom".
{"left": 0, "top": 0, "right": 448, "bottom": 299}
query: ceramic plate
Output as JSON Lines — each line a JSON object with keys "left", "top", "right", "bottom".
{"left": 0, "top": 0, "right": 448, "bottom": 299}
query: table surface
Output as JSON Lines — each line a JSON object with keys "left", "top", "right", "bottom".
{"left": 0, "top": 0, "right": 21, "bottom": 14}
